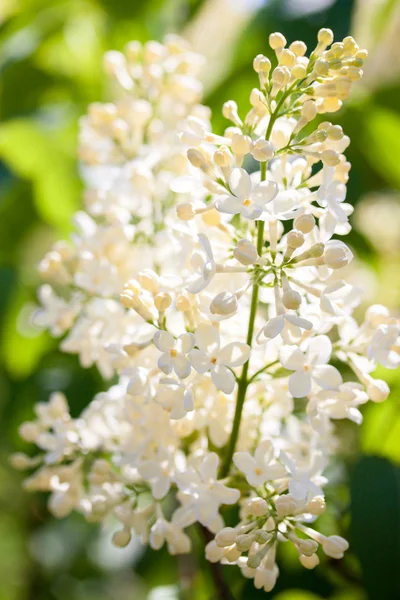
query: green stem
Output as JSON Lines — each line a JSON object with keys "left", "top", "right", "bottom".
{"left": 218, "top": 89, "right": 297, "bottom": 479}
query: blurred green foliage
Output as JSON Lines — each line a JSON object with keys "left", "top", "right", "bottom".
{"left": 1, "top": 0, "right": 400, "bottom": 598}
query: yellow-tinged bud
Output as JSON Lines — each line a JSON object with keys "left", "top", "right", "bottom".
{"left": 287, "top": 230, "right": 305, "bottom": 249}
{"left": 294, "top": 213, "right": 315, "bottom": 233}
{"left": 300, "top": 554, "right": 320, "bottom": 569}
{"left": 269, "top": 32, "right": 287, "bottom": 50}
{"left": 187, "top": 148, "right": 206, "bottom": 168}
{"left": 291, "top": 63, "right": 307, "bottom": 79}
{"left": 279, "top": 49, "right": 296, "bottom": 68}
{"left": 314, "top": 59, "right": 330, "bottom": 76}
{"left": 222, "top": 100, "right": 242, "bottom": 126}
{"left": 301, "top": 99, "right": 317, "bottom": 121}
{"left": 202, "top": 208, "right": 221, "bottom": 226}
{"left": 321, "top": 149, "right": 340, "bottom": 166}
{"left": 112, "top": 528, "right": 131, "bottom": 548}
{"left": 318, "top": 28, "right": 333, "bottom": 45}
{"left": 214, "top": 146, "right": 231, "bottom": 168}
{"left": 177, "top": 203, "right": 196, "bottom": 221}
{"left": 231, "top": 133, "right": 252, "bottom": 156}
{"left": 154, "top": 292, "right": 172, "bottom": 312}
{"left": 251, "top": 138, "right": 274, "bottom": 161}
{"left": 327, "top": 124, "right": 343, "bottom": 140}
{"left": 253, "top": 54, "right": 271, "bottom": 73}
{"left": 290, "top": 40, "right": 307, "bottom": 56}
{"left": 282, "top": 289, "right": 302, "bottom": 310}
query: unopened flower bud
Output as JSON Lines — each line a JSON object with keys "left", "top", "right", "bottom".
{"left": 269, "top": 32, "right": 287, "bottom": 50}
{"left": 322, "top": 535, "right": 349, "bottom": 559}
{"left": 138, "top": 270, "right": 159, "bottom": 293}
{"left": 231, "top": 133, "right": 252, "bottom": 156}
{"left": 282, "top": 289, "right": 302, "bottom": 310}
{"left": 236, "top": 533, "right": 255, "bottom": 552}
{"left": 177, "top": 203, "right": 196, "bottom": 220}
{"left": 210, "top": 291, "right": 238, "bottom": 316}
{"left": 234, "top": 239, "right": 258, "bottom": 265}
{"left": 216, "top": 527, "right": 237, "bottom": 547}
{"left": 297, "top": 538, "right": 319, "bottom": 556}
{"left": 214, "top": 146, "right": 231, "bottom": 168}
{"left": 321, "top": 149, "right": 340, "bottom": 166}
{"left": 154, "top": 292, "right": 172, "bottom": 312}
{"left": 224, "top": 545, "right": 241, "bottom": 563}
{"left": 314, "top": 59, "right": 330, "bottom": 76}
{"left": 367, "top": 379, "right": 390, "bottom": 403}
{"left": 305, "top": 496, "right": 326, "bottom": 515}
{"left": 187, "top": 148, "right": 207, "bottom": 169}
{"left": 112, "top": 527, "right": 132, "bottom": 548}
{"left": 299, "top": 553, "right": 320, "bottom": 569}
{"left": 323, "top": 240, "right": 353, "bottom": 269}
{"left": 202, "top": 208, "right": 221, "bottom": 226}
{"left": 9, "top": 452, "right": 35, "bottom": 470}
{"left": 247, "top": 553, "right": 262, "bottom": 569}
{"left": 206, "top": 540, "right": 224, "bottom": 562}
{"left": 294, "top": 213, "right": 315, "bottom": 234}
{"left": 318, "top": 28, "right": 334, "bottom": 46}
{"left": 248, "top": 497, "right": 268, "bottom": 516}
{"left": 251, "top": 139, "right": 274, "bottom": 162}
{"left": 253, "top": 54, "right": 271, "bottom": 74}
{"left": 279, "top": 49, "right": 296, "bottom": 67}
{"left": 290, "top": 41, "right": 307, "bottom": 56}
{"left": 301, "top": 100, "right": 317, "bottom": 122}
{"left": 287, "top": 230, "right": 305, "bottom": 249}
{"left": 222, "top": 100, "right": 242, "bottom": 126}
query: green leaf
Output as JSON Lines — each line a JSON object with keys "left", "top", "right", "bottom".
{"left": 350, "top": 456, "right": 400, "bottom": 600}
{"left": 364, "top": 107, "right": 400, "bottom": 189}
{"left": 0, "top": 119, "right": 80, "bottom": 232}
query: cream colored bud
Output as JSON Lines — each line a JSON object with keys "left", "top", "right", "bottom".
{"left": 291, "top": 63, "right": 307, "bottom": 79}
{"left": 347, "top": 66, "right": 363, "bottom": 81}
{"left": 253, "top": 54, "right": 271, "bottom": 73}
{"left": 250, "top": 88, "right": 267, "bottom": 109}
{"left": 314, "top": 59, "right": 330, "bottom": 76}
{"left": 222, "top": 100, "right": 242, "bottom": 126}
{"left": 305, "top": 496, "right": 326, "bottom": 515}
{"left": 177, "top": 203, "right": 196, "bottom": 221}
{"left": 328, "top": 58, "right": 342, "bottom": 71}
{"left": 154, "top": 292, "right": 172, "bottom": 312}
{"left": 297, "top": 539, "right": 319, "bottom": 556}
{"left": 317, "top": 28, "right": 334, "bottom": 46}
{"left": 323, "top": 240, "right": 353, "bottom": 268}
{"left": 210, "top": 291, "right": 238, "bottom": 316}
{"left": 224, "top": 545, "right": 241, "bottom": 563}
{"left": 125, "top": 40, "right": 142, "bottom": 61}
{"left": 294, "top": 213, "right": 315, "bottom": 233}
{"left": 367, "top": 379, "right": 390, "bottom": 403}
{"left": 272, "top": 66, "right": 291, "bottom": 86}
{"left": 231, "top": 133, "right": 252, "bottom": 156}
{"left": 236, "top": 533, "right": 255, "bottom": 552}
{"left": 327, "top": 125, "right": 344, "bottom": 140}
{"left": 293, "top": 242, "right": 325, "bottom": 262}
{"left": 19, "top": 421, "right": 41, "bottom": 442}
{"left": 282, "top": 289, "right": 302, "bottom": 310}
{"left": 290, "top": 41, "right": 307, "bottom": 56}
{"left": 300, "top": 553, "right": 320, "bottom": 569}
{"left": 251, "top": 139, "right": 275, "bottom": 162}
{"left": 214, "top": 146, "right": 231, "bottom": 167}
{"left": 343, "top": 36, "right": 357, "bottom": 54}
{"left": 287, "top": 230, "right": 305, "bottom": 249}
{"left": 356, "top": 49, "right": 368, "bottom": 60}
{"left": 248, "top": 497, "right": 268, "bottom": 516}
{"left": 202, "top": 208, "right": 221, "bottom": 226}
{"left": 322, "top": 535, "right": 349, "bottom": 559}
{"left": 10, "top": 453, "right": 35, "bottom": 470}
{"left": 215, "top": 527, "right": 237, "bottom": 547}
{"left": 279, "top": 49, "right": 296, "bottom": 67}
{"left": 112, "top": 528, "right": 131, "bottom": 548}
{"left": 269, "top": 32, "right": 287, "bottom": 50}
{"left": 234, "top": 239, "right": 258, "bottom": 265}
{"left": 255, "top": 529, "right": 272, "bottom": 544}
{"left": 315, "top": 129, "right": 328, "bottom": 142}
{"left": 301, "top": 100, "right": 317, "bottom": 121}
{"left": 206, "top": 540, "right": 224, "bottom": 563}
{"left": 176, "top": 294, "right": 191, "bottom": 312}
{"left": 187, "top": 148, "right": 206, "bottom": 168}
{"left": 321, "top": 149, "right": 340, "bottom": 166}
{"left": 247, "top": 554, "right": 262, "bottom": 569}
{"left": 138, "top": 270, "right": 159, "bottom": 293}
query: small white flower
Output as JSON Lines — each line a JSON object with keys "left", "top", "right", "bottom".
{"left": 280, "top": 335, "right": 342, "bottom": 398}
{"left": 191, "top": 323, "right": 250, "bottom": 393}
{"left": 233, "top": 440, "right": 286, "bottom": 487}
{"left": 174, "top": 453, "right": 240, "bottom": 529}
{"left": 311, "top": 382, "right": 368, "bottom": 425}
{"left": 368, "top": 323, "right": 400, "bottom": 369}
{"left": 153, "top": 330, "right": 194, "bottom": 379}
{"left": 215, "top": 168, "right": 277, "bottom": 219}
{"left": 280, "top": 452, "right": 326, "bottom": 503}
{"left": 257, "top": 314, "right": 312, "bottom": 343}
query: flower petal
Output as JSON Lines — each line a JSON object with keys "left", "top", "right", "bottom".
{"left": 195, "top": 323, "right": 220, "bottom": 354}
{"left": 289, "top": 370, "right": 311, "bottom": 398}
{"left": 200, "top": 452, "right": 219, "bottom": 482}
{"left": 228, "top": 167, "right": 251, "bottom": 198}
{"left": 218, "top": 342, "right": 250, "bottom": 367}
{"left": 215, "top": 194, "right": 243, "bottom": 215}
{"left": 153, "top": 330, "right": 174, "bottom": 352}
{"left": 190, "top": 349, "right": 211, "bottom": 373}
{"left": 308, "top": 335, "right": 332, "bottom": 365}
{"left": 312, "top": 364, "right": 342, "bottom": 390}
{"left": 152, "top": 476, "right": 171, "bottom": 500}
{"left": 280, "top": 346, "right": 305, "bottom": 371}
{"left": 211, "top": 364, "right": 235, "bottom": 394}
{"left": 262, "top": 316, "right": 285, "bottom": 338}
{"left": 173, "top": 356, "right": 192, "bottom": 379}
{"left": 233, "top": 452, "right": 256, "bottom": 474}
{"left": 254, "top": 440, "right": 274, "bottom": 464}
{"left": 252, "top": 180, "right": 278, "bottom": 205}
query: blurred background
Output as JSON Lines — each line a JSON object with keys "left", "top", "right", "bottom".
{"left": 1, "top": 0, "right": 400, "bottom": 598}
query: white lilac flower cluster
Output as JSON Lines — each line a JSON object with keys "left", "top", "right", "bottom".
{"left": 13, "top": 31, "right": 400, "bottom": 594}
